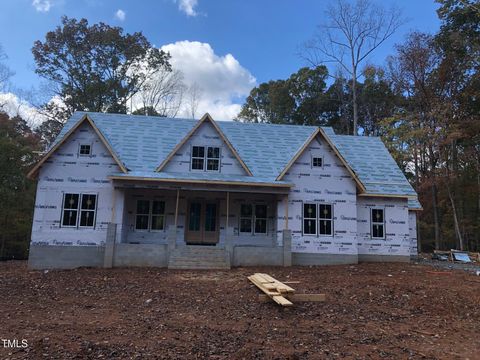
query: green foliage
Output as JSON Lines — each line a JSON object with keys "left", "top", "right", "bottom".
{"left": 0, "top": 112, "right": 40, "bottom": 260}
{"left": 32, "top": 16, "right": 171, "bottom": 119}
{"left": 132, "top": 106, "right": 166, "bottom": 117}
{"left": 237, "top": 66, "right": 330, "bottom": 126}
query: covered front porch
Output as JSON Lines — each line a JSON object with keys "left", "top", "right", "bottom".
{"left": 103, "top": 178, "right": 293, "bottom": 268}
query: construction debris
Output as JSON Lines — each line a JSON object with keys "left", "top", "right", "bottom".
{"left": 248, "top": 273, "right": 325, "bottom": 306}
{"left": 433, "top": 249, "right": 480, "bottom": 263}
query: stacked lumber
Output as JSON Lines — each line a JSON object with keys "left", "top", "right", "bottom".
{"left": 248, "top": 273, "right": 326, "bottom": 307}
{"left": 248, "top": 273, "right": 295, "bottom": 306}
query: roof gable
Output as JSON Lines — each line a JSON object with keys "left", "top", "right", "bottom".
{"left": 275, "top": 128, "right": 367, "bottom": 192}
{"left": 27, "top": 114, "right": 127, "bottom": 179}
{"left": 156, "top": 113, "right": 252, "bottom": 175}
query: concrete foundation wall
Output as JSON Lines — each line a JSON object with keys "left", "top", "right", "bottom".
{"left": 232, "top": 246, "right": 284, "bottom": 267}
{"left": 113, "top": 243, "right": 168, "bottom": 267}
{"left": 28, "top": 245, "right": 105, "bottom": 269}
{"left": 292, "top": 252, "right": 358, "bottom": 265}
{"left": 358, "top": 254, "right": 410, "bottom": 263}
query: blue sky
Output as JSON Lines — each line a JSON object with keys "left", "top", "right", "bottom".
{"left": 0, "top": 0, "right": 441, "bottom": 120}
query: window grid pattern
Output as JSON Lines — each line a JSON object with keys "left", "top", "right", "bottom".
{"left": 312, "top": 157, "right": 323, "bottom": 168}
{"left": 61, "top": 193, "right": 97, "bottom": 228}
{"left": 136, "top": 200, "right": 166, "bottom": 231}
{"left": 79, "top": 144, "right": 91, "bottom": 156}
{"left": 191, "top": 145, "right": 220, "bottom": 172}
{"left": 371, "top": 208, "right": 385, "bottom": 239}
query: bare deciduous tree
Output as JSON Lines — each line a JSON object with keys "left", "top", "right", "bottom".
{"left": 303, "top": 0, "right": 405, "bottom": 135}
{"left": 185, "top": 82, "right": 203, "bottom": 119}
{"left": 136, "top": 68, "right": 186, "bottom": 117}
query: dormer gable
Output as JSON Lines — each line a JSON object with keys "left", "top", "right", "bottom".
{"left": 156, "top": 113, "right": 252, "bottom": 176}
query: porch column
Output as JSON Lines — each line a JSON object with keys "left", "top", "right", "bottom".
{"left": 225, "top": 192, "right": 233, "bottom": 260}
{"left": 283, "top": 194, "right": 292, "bottom": 267}
{"left": 168, "top": 189, "right": 180, "bottom": 253}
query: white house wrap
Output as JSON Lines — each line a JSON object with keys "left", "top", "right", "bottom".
{"left": 27, "top": 112, "right": 422, "bottom": 269}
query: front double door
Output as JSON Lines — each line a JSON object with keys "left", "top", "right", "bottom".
{"left": 185, "top": 201, "right": 219, "bottom": 245}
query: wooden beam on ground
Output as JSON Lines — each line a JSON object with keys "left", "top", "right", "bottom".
{"left": 258, "top": 293, "right": 326, "bottom": 303}
{"left": 248, "top": 273, "right": 295, "bottom": 306}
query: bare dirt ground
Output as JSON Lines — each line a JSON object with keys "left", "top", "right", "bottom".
{"left": 1, "top": 261, "right": 479, "bottom": 360}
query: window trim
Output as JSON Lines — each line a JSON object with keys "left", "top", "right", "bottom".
{"left": 150, "top": 200, "right": 166, "bottom": 232}
{"left": 190, "top": 145, "right": 221, "bottom": 172}
{"left": 318, "top": 203, "right": 333, "bottom": 237}
{"left": 78, "top": 193, "right": 98, "bottom": 229}
{"left": 239, "top": 203, "right": 268, "bottom": 235}
{"left": 239, "top": 204, "right": 253, "bottom": 234}
{"left": 60, "top": 193, "right": 97, "bottom": 229}
{"left": 370, "top": 207, "right": 386, "bottom": 239}
{"left": 190, "top": 145, "right": 205, "bottom": 171}
{"left": 302, "top": 202, "right": 318, "bottom": 236}
{"left": 78, "top": 143, "right": 92, "bottom": 157}
{"left": 61, "top": 193, "right": 80, "bottom": 228}
{"left": 311, "top": 155, "right": 324, "bottom": 169}
{"left": 254, "top": 204, "right": 267, "bottom": 235}
{"left": 206, "top": 146, "right": 221, "bottom": 172}
{"left": 135, "top": 199, "right": 166, "bottom": 232}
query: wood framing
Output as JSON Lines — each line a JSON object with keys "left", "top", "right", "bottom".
{"left": 276, "top": 128, "right": 367, "bottom": 193}
{"left": 155, "top": 113, "right": 253, "bottom": 176}
{"left": 27, "top": 114, "right": 128, "bottom": 179}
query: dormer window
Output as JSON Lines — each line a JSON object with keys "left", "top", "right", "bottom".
{"left": 79, "top": 144, "right": 91, "bottom": 156}
{"left": 206, "top": 147, "right": 220, "bottom": 171}
{"left": 312, "top": 156, "right": 323, "bottom": 168}
{"left": 191, "top": 146, "right": 220, "bottom": 171}
{"left": 191, "top": 146, "right": 205, "bottom": 170}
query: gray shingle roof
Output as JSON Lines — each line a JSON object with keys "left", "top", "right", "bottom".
{"left": 52, "top": 112, "right": 420, "bottom": 208}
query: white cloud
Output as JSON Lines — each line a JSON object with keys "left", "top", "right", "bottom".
{"left": 160, "top": 41, "right": 256, "bottom": 119}
{"left": 177, "top": 0, "right": 199, "bottom": 17}
{"left": 0, "top": 92, "right": 47, "bottom": 128}
{"left": 115, "top": 9, "right": 126, "bottom": 21}
{"left": 32, "top": 0, "right": 52, "bottom": 12}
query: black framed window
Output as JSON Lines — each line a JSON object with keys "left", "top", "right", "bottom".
{"left": 206, "top": 146, "right": 220, "bottom": 171}
{"left": 151, "top": 201, "right": 165, "bottom": 231}
{"left": 62, "top": 193, "right": 80, "bottom": 227}
{"left": 79, "top": 194, "right": 97, "bottom": 227}
{"left": 312, "top": 156, "right": 323, "bottom": 168}
{"left": 318, "top": 204, "right": 333, "bottom": 235}
{"left": 135, "top": 200, "right": 150, "bottom": 230}
{"left": 371, "top": 208, "right": 385, "bottom": 239}
{"left": 79, "top": 144, "right": 91, "bottom": 156}
{"left": 239, "top": 204, "right": 252, "bottom": 233}
{"left": 191, "top": 146, "right": 205, "bottom": 170}
{"left": 303, "top": 203, "right": 317, "bottom": 235}
{"left": 61, "top": 193, "right": 97, "bottom": 228}
{"left": 254, "top": 205, "right": 267, "bottom": 234}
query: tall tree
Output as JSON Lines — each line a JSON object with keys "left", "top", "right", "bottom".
{"left": 32, "top": 17, "right": 171, "bottom": 120}
{"left": 303, "top": 0, "right": 404, "bottom": 135}
{"left": 0, "top": 112, "right": 40, "bottom": 259}
{"left": 133, "top": 69, "right": 186, "bottom": 117}
{"left": 237, "top": 66, "right": 330, "bottom": 126}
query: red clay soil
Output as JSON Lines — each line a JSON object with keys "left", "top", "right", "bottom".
{"left": 0, "top": 261, "right": 479, "bottom": 359}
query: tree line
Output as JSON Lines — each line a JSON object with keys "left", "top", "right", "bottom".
{"left": 0, "top": 0, "right": 478, "bottom": 259}
{"left": 237, "top": 0, "right": 480, "bottom": 252}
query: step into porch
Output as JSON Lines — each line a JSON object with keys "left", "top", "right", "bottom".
{"left": 168, "top": 246, "right": 231, "bottom": 270}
